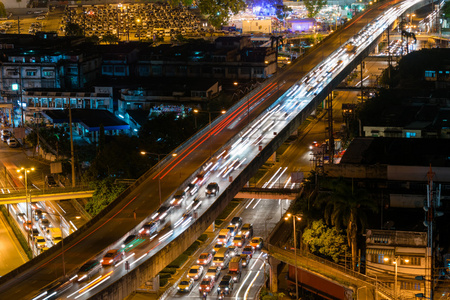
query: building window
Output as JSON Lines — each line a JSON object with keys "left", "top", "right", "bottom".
{"left": 114, "top": 66, "right": 126, "bottom": 74}
{"left": 26, "top": 71, "right": 36, "bottom": 76}
{"left": 401, "top": 257, "right": 421, "bottom": 266}
{"left": 405, "top": 132, "right": 416, "bottom": 138}
{"left": 373, "top": 235, "right": 388, "bottom": 244}
{"left": 376, "top": 254, "right": 386, "bottom": 264}
{"left": 43, "top": 71, "right": 53, "bottom": 77}
{"left": 425, "top": 70, "right": 435, "bottom": 78}
{"left": 400, "top": 282, "right": 421, "bottom": 290}
{"left": 103, "top": 66, "right": 113, "bottom": 74}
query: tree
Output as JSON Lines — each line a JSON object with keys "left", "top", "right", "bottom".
{"left": 275, "top": 5, "right": 292, "bottom": 27}
{"left": 442, "top": 1, "right": 450, "bottom": 17}
{"left": 64, "top": 22, "right": 83, "bottom": 36}
{"left": 304, "top": 0, "right": 327, "bottom": 18}
{"left": 0, "top": 2, "right": 6, "bottom": 18}
{"left": 316, "top": 178, "right": 377, "bottom": 270}
{"left": 302, "top": 219, "right": 349, "bottom": 263}
{"left": 198, "top": 0, "right": 246, "bottom": 28}
{"left": 85, "top": 178, "right": 127, "bottom": 216}
{"left": 101, "top": 33, "right": 120, "bottom": 44}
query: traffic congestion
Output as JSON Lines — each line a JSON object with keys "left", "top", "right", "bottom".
{"left": 29, "top": 0, "right": 424, "bottom": 298}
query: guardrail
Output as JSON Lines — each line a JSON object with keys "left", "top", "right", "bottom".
{"left": 0, "top": 185, "right": 93, "bottom": 198}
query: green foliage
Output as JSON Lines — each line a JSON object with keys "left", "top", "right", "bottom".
{"left": 276, "top": 5, "right": 292, "bottom": 22}
{"left": 315, "top": 177, "right": 377, "bottom": 269}
{"left": 184, "top": 241, "right": 200, "bottom": 256}
{"left": 101, "top": 33, "right": 120, "bottom": 44}
{"left": 302, "top": 219, "right": 348, "bottom": 263}
{"left": 443, "top": 1, "right": 450, "bottom": 17}
{"left": 161, "top": 267, "right": 177, "bottom": 274}
{"left": 198, "top": 0, "right": 246, "bottom": 28}
{"left": 65, "top": 22, "right": 83, "bottom": 36}
{"left": 0, "top": 2, "right": 6, "bottom": 17}
{"left": 159, "top": 277, "right": 169, "bottom": 286}
{"left": 168, "top": 0, "right": 194, "bottom": 6}
{"left": 0, "top": 205, "right": 33, "bottom": 259}
{"left": 260, "top": 288, "right": 286, "bottom": 300}
{"left": 158, "top": 272, "right": 172, "bottom": 279}
{"left": 167, "top": 253, "right": 189, "bottom": 268}
{"left": 26, "top": 126, "right": 70, "bottom": 157}
{"left": 198, "top": 233, "right": 208, "bottom": 242}
{"left": 139, "top": 112, "right": 197, "bottom": 155}
{"left": 83, "top": 135, "right": 148, "bottom": 181}
{"left": 215, "top": 201, "right": 239, "bottom": 224}
{"left": 304, "top": 0, "right": 327, "bottom": 18}
{"left": 85, "top": 178, "right": 127, "bottom": 216}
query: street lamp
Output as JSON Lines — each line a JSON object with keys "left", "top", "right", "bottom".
{"left": 193, "top": 109, "right": 226, "bottom": 157}
{"left": 384, "top": 256, "right": 409, "bottom": 300}
{"left": 17, "top": 167, "right": 35, "bottom": 246}
{"left": 284, "top": 213, "right": 302, "bottom": 300}
{"left": 140, "top": 152, "right": 177, "bottom": 205}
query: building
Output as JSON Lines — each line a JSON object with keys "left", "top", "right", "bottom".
{"left": 365, "top": 229, "right": 430, "bottom": 299}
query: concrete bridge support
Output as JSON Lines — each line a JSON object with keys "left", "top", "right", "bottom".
{"left": 269, "top": 256, "right": 282, "bottom": 293}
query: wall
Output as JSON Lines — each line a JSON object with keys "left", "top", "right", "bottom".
{"left": 324, "top": 164, "right": 387, "bottom": 179}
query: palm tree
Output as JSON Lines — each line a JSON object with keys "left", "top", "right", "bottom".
{"left": 316, "top": 178, "right": 377, "bottom": 271}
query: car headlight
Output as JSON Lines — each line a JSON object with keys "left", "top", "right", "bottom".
{"left": 100, "top": 259, "right": 103, "bottom": 263}
{"left": 225, "top": 287, "right": 229, "bottom": 291}
{"left": 178, "top": 287, "right": 180, "bottom": 290}
{"left": 197, "top": 260, "right": 200, "bottom": 263}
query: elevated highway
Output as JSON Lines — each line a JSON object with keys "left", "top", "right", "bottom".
{"left": 0, "top": 0, "right": 431, "bottom": 298}
{"left": 235, "top": 187, "right": 302, "bottom": 200}
{"left": 0, "top": 189, "right": 94, "bottom": 204}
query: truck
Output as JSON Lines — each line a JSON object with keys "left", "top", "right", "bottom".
{"left": 228, "top": 256, "right": 242, "bottom": 282}
{"left": 47, "top": 228, "right": 62, "bottom": 245}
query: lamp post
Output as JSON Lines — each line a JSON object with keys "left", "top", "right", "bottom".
{"left": 17, "top": 167, "right": 35, "bottom": 246}
{"left": 284, "top": 213, "right": 302, "bottom": 300}
{"left": 140, "top": 152, "right": 177, "bottom": 205}
{"left": 384, "top": 256, "right": 409, "bottom": 300}
{"left": 193, "top": 109, "right": 226, "bottom": 157}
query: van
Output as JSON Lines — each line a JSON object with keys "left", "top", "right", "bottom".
{"left": 217, "top": 228, "right": 230, "bottom": 244}
{"left": 212, "top": 247, "right": 230, "bottom": 268}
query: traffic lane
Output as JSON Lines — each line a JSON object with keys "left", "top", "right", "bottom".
{"left": 235, "top": 252, "right": 267, "bottom": 300}
{"left": 0, "top": 3, "right": 398, "bottom": 296}
{"left": 0, "top": 212, "right": 28, "bottom": 276}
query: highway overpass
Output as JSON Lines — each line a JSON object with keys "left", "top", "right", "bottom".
{"left": 0, "top": 0, "right": 432, "bottom": 298}
{"left": 0, "top": 189, "right": 94, "bottom": 204}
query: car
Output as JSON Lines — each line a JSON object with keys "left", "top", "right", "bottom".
{"left": 152, "top": 205, "right": 172, "bottom": 221}
{"left": 212, "top": 242, "right": 224, "bottom": 254}
{"left": 233, "top": 234, "right": 246, "bottom": 247}
{"left": 187, "top": 265, "right": 203, "bottom": 281}
{"left": 36, "top": 15, "right": 46, "bottom": 20}
{"left": 170, "top": 190, "right": 185, "bottom": 206}
{"left": 45, "top": 175, "right": 59, "bottom": 187}
{"left": 205, "top": 266, "right": 221, "bottom": 280}
{"left": 121, "top": 234, "right": 137, "bottom": 249}
{"left": 186, "top": 182, "right": 199, "bottom": 196}
{"left": 101, "top": 249, "right": 123, "bottom": 266}
{"left": 177, "top": 277, "right": 194, "bottom": 293}
{"left": 227, "top": 270, "right": 241, "bottom": 283}
{"left": 205, "top": 182, "right": 219, "bottom": 197}
{"left": 139, "top": 220, "right": 159, "bottom": 236}
{"left": 199, "top": 277, "right": 215, "bottom": 294}
{"left": 77, "top": 260, "right": 101, "bottom": 282}
{"left": 34, "top": 209, "right": 47, "bottom": 221}
{"left": 240, "top": 254, "right": 251, "bottom": 267}
{"left": 218, "top": 275, "right": 234, "bottom": 295}
{"left": 240, "top": 223, "right": 253, "bottom": 239}
{"left": 250, "top": 237, "right": 264, "bottom": 250}
{"left": 7, "top": 137, "right": 19, "bottom": 148}
{"left": 227, "top": 224, "right": 238, "bottom": 237}
{"left": 23, "top": 220, "right": 32, "bottom": 231}
{"left": 242, "top": 245, "right": 254, "bottom": 258}
{"left": 35, "top": 236, "right": 46, "bottom": 248}
{"left": 228, "top": 245, "right": 238, "bottom": 257}
{"left": 1, "top": 132, "right": 11, "bottom": 142}
{"left": 197, "top": 252, "right": 213, "bottom": 265}
{"left": 39, "top": 218, "right": 51, "bottom": 230}
{"left": 1, "top": 129, "right": 11, "bottom": 136}
{"left": 230, "top": 217, "right": 243, "bottom": 229}
{"left": 31, "top": 228, "right": 39, "bottom": 237}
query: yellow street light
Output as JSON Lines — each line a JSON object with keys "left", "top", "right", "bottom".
{"left": 284, "top": 212, "right": 303, "bottom": 299}
{"left": 17, "top": 166, "right": 35, "bottom": 249}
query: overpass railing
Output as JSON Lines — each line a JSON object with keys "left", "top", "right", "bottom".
{"left": 0, "top": 185, "right": 93, "bottom": 198}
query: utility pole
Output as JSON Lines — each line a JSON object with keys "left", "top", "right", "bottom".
{"left": 327, "top": 92, "right": 334, "bottom": 164}
{"left": 387, "top": 26, "right": 391, "bottom": 87}
{"left": 69, "top": 105, "right": 75, "bottom": 187}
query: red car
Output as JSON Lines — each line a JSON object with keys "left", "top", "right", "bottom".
{"left": 199, "top": 277, "right": 215, "bottom": 294}
{"left": 197, "top": 252, "right": 213, "bottom": 265}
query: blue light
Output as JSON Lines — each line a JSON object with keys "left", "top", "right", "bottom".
{"left": 11, "top": 83, "right": 19, "bottom": 91}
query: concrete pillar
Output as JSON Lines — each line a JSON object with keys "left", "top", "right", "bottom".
{"left": 206, "top": 221, "right": 215, "bottom": 232}
{"left": 269, "top": 256, "right": 281, "bottom": 293}
{"left": 374, "top": 43, "right": 379, "bottom": 54}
